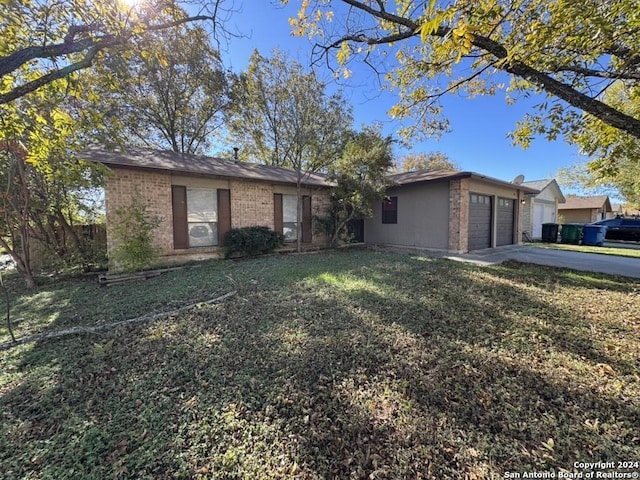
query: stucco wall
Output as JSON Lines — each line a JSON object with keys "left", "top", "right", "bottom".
{"left": 364, "top": 181, "right": 450, "bottom": 250}
{"left": 559, "top": 209, "right": 598, "bottom": 223}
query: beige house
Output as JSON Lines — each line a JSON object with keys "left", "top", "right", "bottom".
{"left": 520, "top": 179, "right": 566, "bottom": 239}
{"left": 558, "top": 195, "right": 613, "bottom": 223}
{"left": 364, "top": 170, "right": 538, "bottom": 253}
{"left": 84, "top": 146, "right": 332, "bottom": 266}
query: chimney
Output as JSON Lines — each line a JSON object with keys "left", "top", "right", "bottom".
{"left": 233, "top": 147, "right": 239, "bottom": 162}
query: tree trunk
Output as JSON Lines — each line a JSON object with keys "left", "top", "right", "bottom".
{"left": 0, "top": 270, "right": 15, "bottom": 342}
{"left": 296, "top": 180, "right": 302, "bottom": 253}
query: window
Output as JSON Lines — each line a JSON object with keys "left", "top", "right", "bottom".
{"left": 172, "top": 186, "right": 231, "bottom": 250}
{"left": 187, "top": 188, "right": 217, "bottom": 247}
{"left": 282, "top": 194, "right": 298, "bottom": 242}
{"left": 471, "top": 194, "right": 490, "bottom": 204}
{"left": 382, "top": 196, "right": 398, "bottom": 224}
{"left": 274, "top": 194, "right": 312, "bottom": 243}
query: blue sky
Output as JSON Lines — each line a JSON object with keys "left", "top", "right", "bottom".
{"left": 219, "top": 2, "right": 588, "bottom": 184}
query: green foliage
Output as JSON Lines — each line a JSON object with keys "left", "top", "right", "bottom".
{"left": 111, "top": 193, "right": 162, "bottom": 272}
{"left": 397, "top": 151, "right": 459, "bottom": 172}
{"left": 224, "top": 226, "right": 285, "bottom": 258}
{"left": 229, "top": 49, "right": 353, "bottom": 251}
{"left": 90, "top": 24, "right": 232, "bottom": 154}
{"left": 324, "top": 126, "right": 394, "bottom": 245}
{"left": 289, "top": 0, "right": 640, "bottom": 147}
{"left": 228, "top": 49, "right": 353, "bottom": 169}
{"left": 559, "top": 83, "right": 640, "bottom": 207}
{"left": 0, "top": 1, "right": 232, "bottom": 105}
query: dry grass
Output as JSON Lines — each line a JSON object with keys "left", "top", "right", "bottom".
{"left": 1, "top": 251, "right": 639, "bottom": 479}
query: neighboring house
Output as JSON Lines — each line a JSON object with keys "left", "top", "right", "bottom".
{"left": 610, "top": 204, "right": 640, "bottom": 218}
{"left": 83, "top": 146, "right": 332, "bottom": 266}
{"left": 520, "top": 179, "right": 566, "bottom": 239}
{"left": 558, "top": 195, "right": 613, "bottom": 223}
{"left": 364, "top": 170, "right": 539, "bottom": 253}
{"left": 609, "top": 204, "right": 623, "bottom": 219}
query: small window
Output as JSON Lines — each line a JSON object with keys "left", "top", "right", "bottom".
{"left": 282, "top": 194, "right": 298, "bottom": 242}
{"left": 382, "top": 196, "right": 398, "bottom": 224}
{"left": 187, "top": 188, "right": 217, "bottom": 247}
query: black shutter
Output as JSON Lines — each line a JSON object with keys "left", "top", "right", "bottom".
{"left": 273, "top": 194, "right": 283, "bottom": 234}
{"left": 302, "top": 195, "right": 312, "bottom": 243}
{"left": 217, "top": 189, "right": 231, "bottom": 246}
{"left": 172, "top": 185, "right": 188, "bottom": 249}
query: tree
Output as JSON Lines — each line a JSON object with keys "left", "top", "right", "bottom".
{"left": 0, "top": 0, "right": 234, "bottom": 105}
{"left": 557, "top": 162, "right": 640, "bottom": 209}
{"left": 286, "top": 0, "right": 640, "bottom": 145}
{"left": 91, "top": 24, "right": 232, "bottom": 154}
{"left": 565, "top": 82, "right": 640, "bottom": 207}
{"left": 229, "top": 49, "right": 353, "bottom": 251}
{"left": 0, "top": 83, "right": 106, "bottom": 287}
{"left": 324, "top": 126, "right": 394, "bottom": 246}
{"left": 0, "top": 144, "right": 37, "bottom": 289}
{"left": 397, "top": 151, "right": 459, "bottom": 172}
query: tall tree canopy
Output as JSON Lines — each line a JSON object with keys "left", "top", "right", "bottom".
{"left": 229, "top": 49, "right": 353, "bottom": 250}
{"left": 286, "top": 0, "right": 640, "bottom": 146}
{"left": 91, "top": 25, "right": 232, "bottom": 154}
{"left": 397, "top": 151, "right": 459, "bottom": 172}
{"left": 556, "top": 82, "right": 640, "bottom": 207}
{"left": 229, "top": 49, "right": 353, "bottom": 169}
{"left": 0, "top": 0, "right": 232, "bottom": 105}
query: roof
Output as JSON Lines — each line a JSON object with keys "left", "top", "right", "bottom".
{"left": 81, "top": 145, "right": 332, "bottom": 188}
{"left": 521, "top": 179, "right": 552, "bottom": 190}
{"left": 559, "top": 195, "right": 612, "bottom": 211}
{"left": 389, "top": 169, "right": 540, "bottom": 193}
{"left": 521, "top": 178, "right": 566, "bottom": 203}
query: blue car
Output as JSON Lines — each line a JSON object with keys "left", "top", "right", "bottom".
{"left": 592, "top": 217, "right": 640, "bottom": 242}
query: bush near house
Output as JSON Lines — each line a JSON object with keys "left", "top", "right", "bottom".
{"left": 110, "top": 193, "right": 162, "bottom": 272}
{"left": 224, "top": 226, "right": 284, "bottom": 258}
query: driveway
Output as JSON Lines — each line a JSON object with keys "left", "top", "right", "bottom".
{"left": 446, "top": 245, "right": 640, "bottom": 279}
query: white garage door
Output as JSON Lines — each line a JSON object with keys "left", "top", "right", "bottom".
{"left": 532, "top": 203, "right": 556, "bottom": 239}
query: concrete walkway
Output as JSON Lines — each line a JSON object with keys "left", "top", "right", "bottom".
{"left": 445, "top": 245, "right": 640, "bottom": 279}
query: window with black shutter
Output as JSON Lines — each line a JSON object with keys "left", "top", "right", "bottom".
{"left": 382, "top": 196, "right": 398, "bottom": 224}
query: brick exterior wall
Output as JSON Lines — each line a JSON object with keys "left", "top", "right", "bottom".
{"left": 311, "top": 189, "right": 332, "bottom": 246}
{"left": 104, "top": 169, "right": 173, "bottom": 260}
{"left": 104, "top": 168, "right": 332, "bottom": 269}
{"left": 447, "top": 178, "right": 470, "bottom": 252}
{"left": 229, "top": 180, "right": 274, "bottom": 229}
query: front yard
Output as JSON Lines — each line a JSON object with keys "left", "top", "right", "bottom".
{"left": 1, "top": 251, "right": 639, "bottom": 479}
{"left": 529, "top": 241, "right": 640, "bottom": 258}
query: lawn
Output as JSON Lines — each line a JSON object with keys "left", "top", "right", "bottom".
{"left": 528, "top": 241, "right": 640, "bottom": 258}
{"left": 1, "top": 251, "right": 639, "bottom": 479}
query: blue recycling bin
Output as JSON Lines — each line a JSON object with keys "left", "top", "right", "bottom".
{"left": 582, "top": 224, "right": 607, "bottom": 246}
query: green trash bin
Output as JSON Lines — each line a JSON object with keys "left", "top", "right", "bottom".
{"left": 560, "top": 223, "right": 584, "bottom": 244}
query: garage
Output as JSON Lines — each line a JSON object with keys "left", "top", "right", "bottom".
{"left": 496, "top": 197, "right": 515, "bottom": 246}
{"left": 468, "top": 193, "right": 492, "bottom": 250}
{"left": 532, "top": 203, "right": 556, "bottom": 238}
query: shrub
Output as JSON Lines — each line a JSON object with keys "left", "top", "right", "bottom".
{"left": 110, "top": 192, "right": 162, "bottom": 272}
{"left": 224, "top": 226, "right": 284, "bottom": 258}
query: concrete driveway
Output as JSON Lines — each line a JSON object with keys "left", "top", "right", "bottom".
{"left": 445, "top": 245, "right": 640, "bottom": 279}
